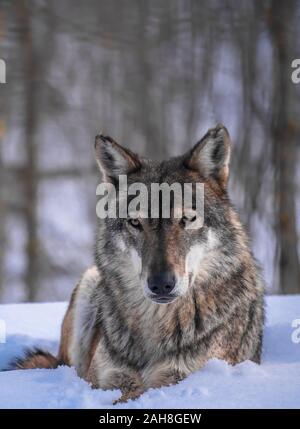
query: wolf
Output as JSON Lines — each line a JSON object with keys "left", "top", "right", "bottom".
{"left": 11, "top": 124, "right": 264, "bottom": 403}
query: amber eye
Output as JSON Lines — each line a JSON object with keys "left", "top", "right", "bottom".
{"left": 181, "top": 214, "right": 197, "bottom": 227}
{"left": 128, "top": 218, "right": 142, "bottom": 229}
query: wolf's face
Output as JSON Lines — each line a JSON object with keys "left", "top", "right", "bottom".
{"left": 95, "top": 125, "right": 235, "bottom": 305}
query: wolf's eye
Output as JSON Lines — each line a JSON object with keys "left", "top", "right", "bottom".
{"left": 128, "top": 218, "right": 142, "bottom": 229}
{"left": 180, "top": 215, "right": 197, "bottom": 227}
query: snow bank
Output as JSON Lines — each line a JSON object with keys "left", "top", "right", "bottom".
{"left": 0, "top": 296, "right": 299, "bottom": 408}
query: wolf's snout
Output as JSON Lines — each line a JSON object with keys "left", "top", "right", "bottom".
{"left": 147, "top": 272, "right": 176, "bottom": 298}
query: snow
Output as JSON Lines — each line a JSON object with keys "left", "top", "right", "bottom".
{"left": 0, "top": 296, "right": 299, "bottom": 409}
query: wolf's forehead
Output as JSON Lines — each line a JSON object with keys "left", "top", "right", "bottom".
{"left": 128, "top": 161, "right": 201, "bottom": 187}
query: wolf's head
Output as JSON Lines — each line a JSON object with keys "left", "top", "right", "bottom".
{"left": 95, "top": 124, "right": 240, "bottom": 305}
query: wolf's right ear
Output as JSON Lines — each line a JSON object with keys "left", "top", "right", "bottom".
{"left": 94, "top": 134, "right": 141, "bottom": 182}
{"left": 184, "top": 124, "right": 232, "bottom": 189}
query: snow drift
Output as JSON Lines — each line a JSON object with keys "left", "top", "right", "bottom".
{"left": 0, "top": 295, "right": 299, "bottom": 409}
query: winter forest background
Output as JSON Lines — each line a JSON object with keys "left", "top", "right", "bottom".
{"left": 0, "top": 0, "right": 299, "bottom": 302}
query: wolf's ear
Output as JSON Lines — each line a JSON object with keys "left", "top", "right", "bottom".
{"left": 95, "top": 134, "right": 141, "bottom": 181}
{"left": 184, "top": 124, "right": 231, "bottom": 189}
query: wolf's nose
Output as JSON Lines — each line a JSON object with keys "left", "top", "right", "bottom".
{"left": 147, "top": 272, "right": 176, "bottom": 296}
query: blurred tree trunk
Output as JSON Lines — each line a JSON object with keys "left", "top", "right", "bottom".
{"left": 0, "top": 6, "right": 6, "bottom": 298}
{"left": 0, "top": 121, "right": 5, "bottom": 299}
{"left": 268, "top": 0, "right": 300, "bottom": 294}
{"left": 16, "top": 1, "right": 39, "bottom": 301}
{"left": 135, "top": 1, "right": 167, "bottom": 160}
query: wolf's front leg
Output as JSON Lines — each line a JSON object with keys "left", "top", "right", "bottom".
{"left": 142, "top": 361, "right": 186, "bottom": 391}
{"left": 86, "top": 340, "right": 144, "bottom": 402}
{"left": 112, "top": 372, "right": 145, "bottom": 404}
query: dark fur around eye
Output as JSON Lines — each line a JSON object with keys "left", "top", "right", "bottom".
{"left": 180, "top": 215, "right": 196, "bottom": 228}
{"left": 128, "top": 218, "right": 142, "bottom": 230}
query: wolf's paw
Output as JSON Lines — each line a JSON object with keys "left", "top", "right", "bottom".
{"left": 113, "top": 388, "right": 144, "bottom": 405}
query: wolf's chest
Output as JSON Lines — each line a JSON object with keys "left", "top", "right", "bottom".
{"left": 100, "top": 306, "right": 202, "bottom": 370}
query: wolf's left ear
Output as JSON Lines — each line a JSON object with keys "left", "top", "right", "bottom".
{"left": 95, "top": 134, "right": 141, "bottom": 181}
{"left": 184, "top": 124, "right": 232, "bottom": 189}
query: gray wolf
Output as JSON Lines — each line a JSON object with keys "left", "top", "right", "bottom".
{"left": 11, "top": 124, "right": 265, "bottom": 403}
